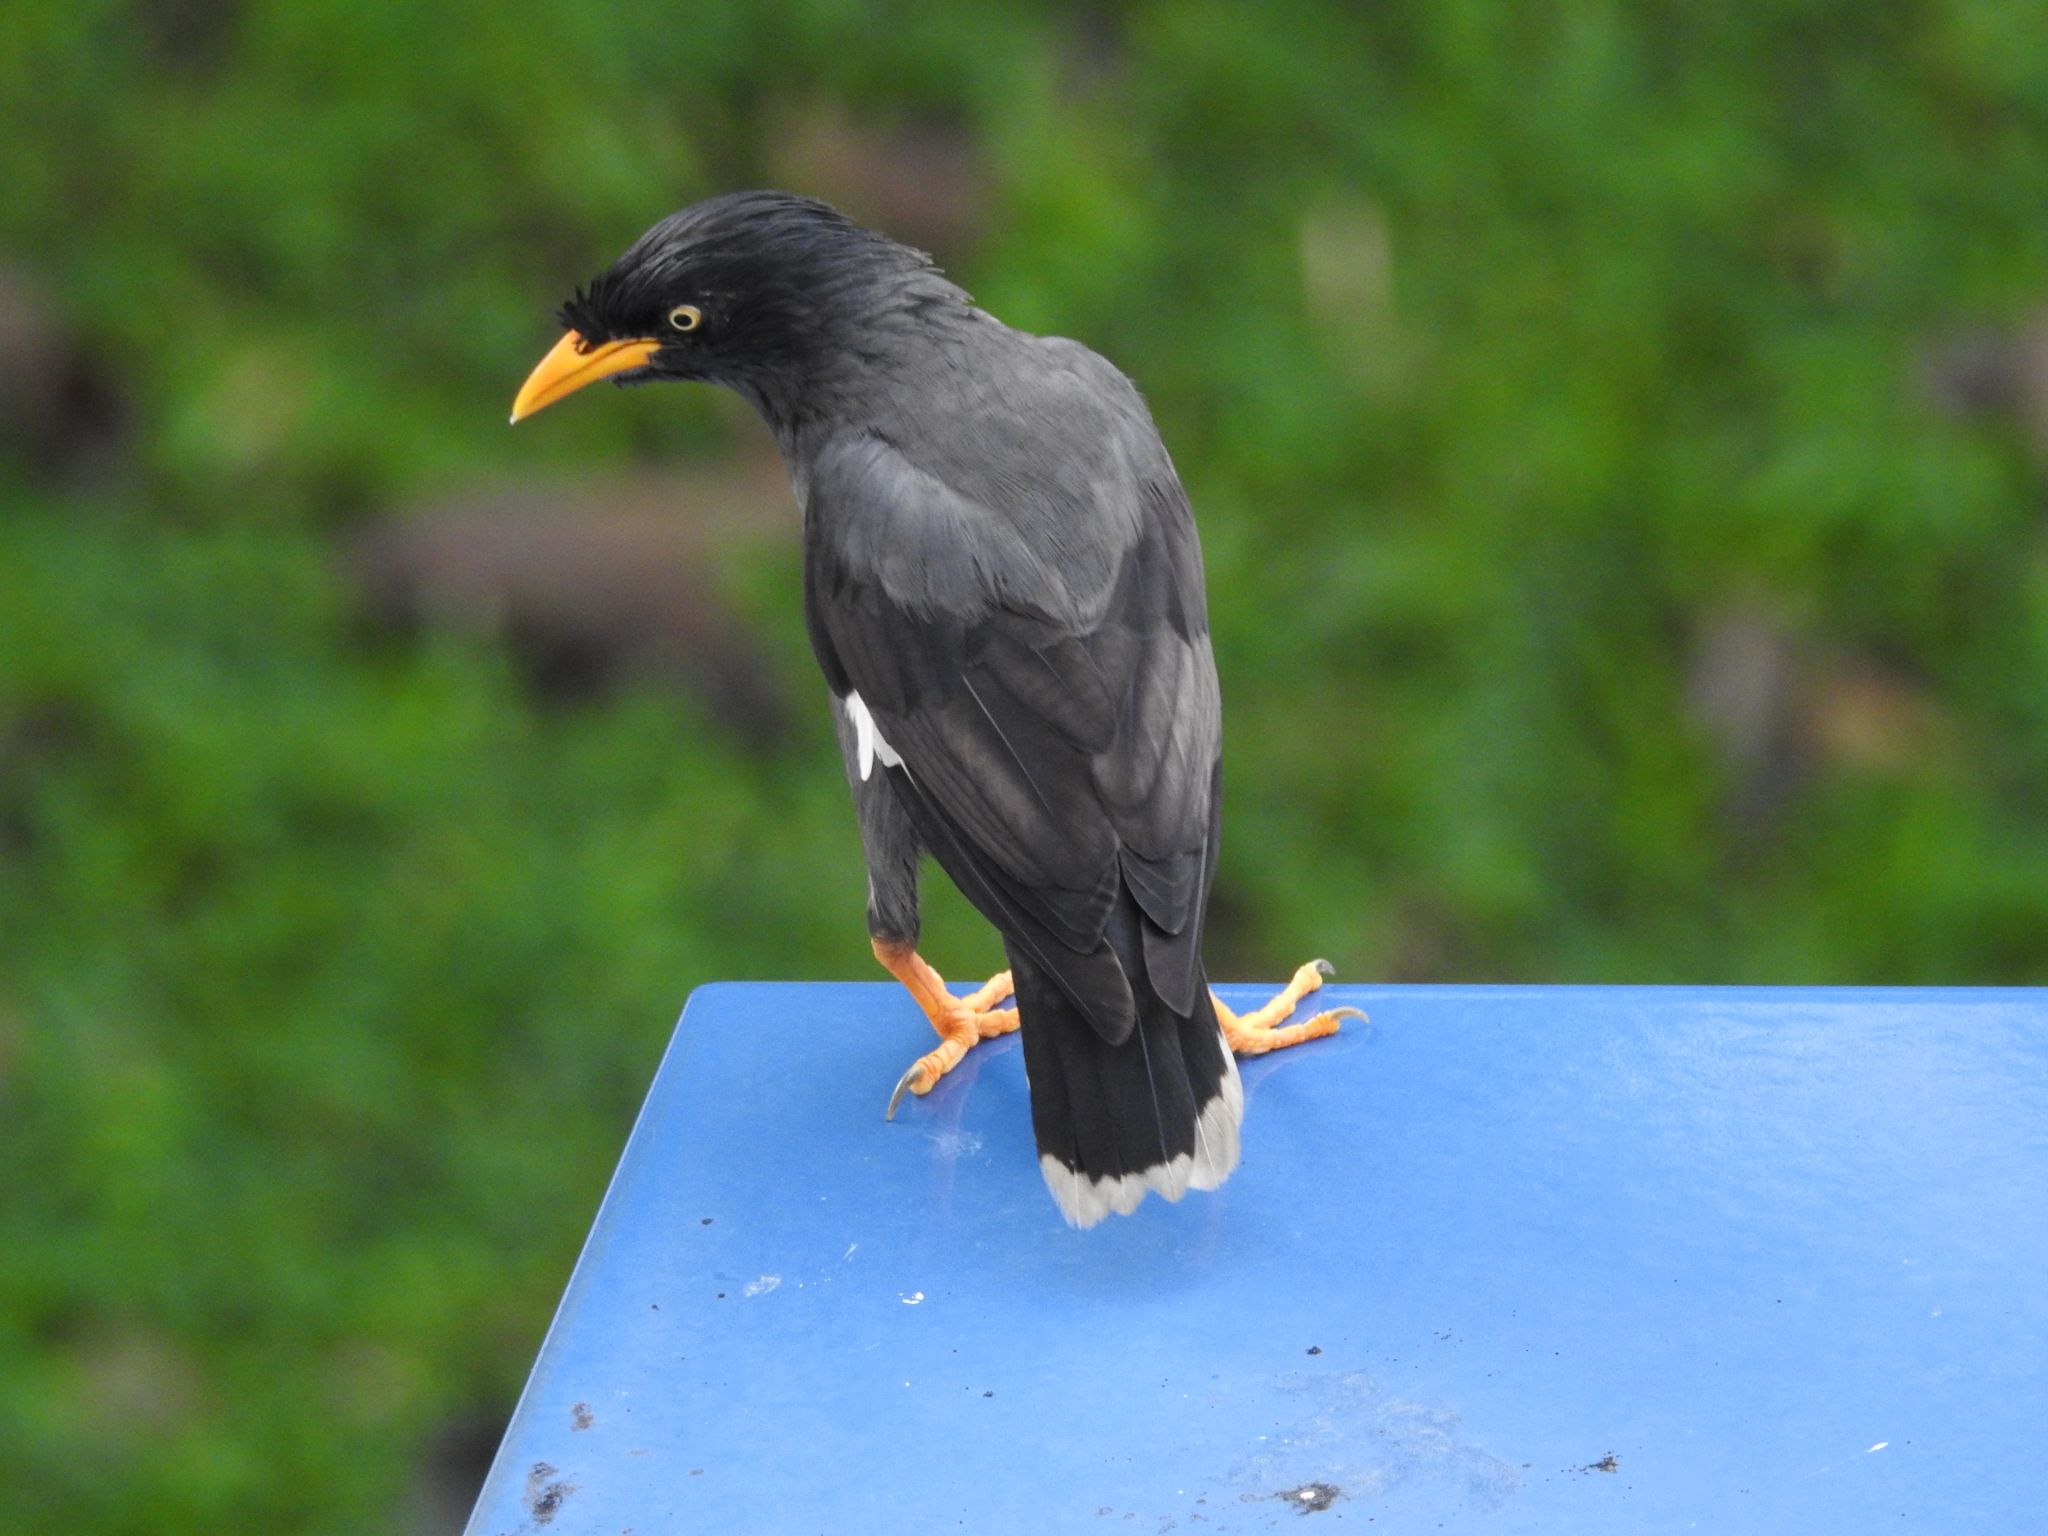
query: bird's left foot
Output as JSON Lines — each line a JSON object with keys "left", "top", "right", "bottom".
{"left": 1213, "top": 959, "right": 1364, "bottom": 1055}
{"left": 872, "top": 939, "right": 1017, "bottom": 1118}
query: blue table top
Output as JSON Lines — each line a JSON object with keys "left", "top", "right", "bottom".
{"left": 466, "top": 983, "right": 2047, "bottom": 1535}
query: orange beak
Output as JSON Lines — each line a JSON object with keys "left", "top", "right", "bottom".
{"left": 509, "top": 330, "right": 662, "bottom": 423}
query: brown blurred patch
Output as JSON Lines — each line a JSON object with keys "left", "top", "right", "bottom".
{"left": 330, "top": 1340, "right": 424, "bottom": 1426}
{"left": 351, "top": 466, "right": 796, "bottom": 749}
{"left": 0, "top": 698, "right": 96, "bottom": 857}
{"left": 1685, "top": 603, "right": 1965, "bottom": 828}
{"left": 1383, "top": 895, "right": 1505, "bottom": 984}
{"left": 1920, "top": 308, "right": 2048, "bottom": 467}
{"left": 1300, "top": 200, "right": 1395, "bottom": 331}
{"left": 1684, "top": 604, "right": 1810, "bottom": 829}
{"left": 1808, "top": 666, "right": 1963, "bottom": 780}
{"left": 764, "top": 103, "right": 991, "bottom": 263}
{"left": 137, "top": 0, "right": 242, "bottom": 72}
{"left": 1054, "top": 6, "right": 1129, "bottom": 97}
{"left": 0, "top": 262, "right": 130, "bottom": 486}
{"left": 69, "top": 1326, "right": 212, "bottom": 1440}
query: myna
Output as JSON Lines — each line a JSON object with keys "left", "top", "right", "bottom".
{"left": 515, "top": 192, "right": 1356, "bottom": 1226}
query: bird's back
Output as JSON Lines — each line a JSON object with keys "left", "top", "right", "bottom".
{"left": 794, "top": 312, "right": 1235, "bottom": 1225}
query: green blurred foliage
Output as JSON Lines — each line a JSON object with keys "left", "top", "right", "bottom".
{"left": 3, "top": 1, "right": 2047, "bottom": 1529}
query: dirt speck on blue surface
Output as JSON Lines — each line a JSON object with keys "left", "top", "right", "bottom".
{"left": 1278, "top": 1482, "right": 1341, "bottom": 1514}
{"left": 523, "top": 1462, "right": 577, "bottom": 1525}
{"left": 1581, "top": 1453, "right": 1619, "bottom": 1474}
{"left": 1305, "top": 1345, "right": 1322, "bottom": 1355}
{"left": 570, "top": 1402, "right": 593, "bottom": 1431}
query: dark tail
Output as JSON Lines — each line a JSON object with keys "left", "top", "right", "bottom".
{"left": 1010, "top": 947, "right": 1243, "bottom": 1228}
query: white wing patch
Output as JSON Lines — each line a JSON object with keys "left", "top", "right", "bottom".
{"left": 843, "top": 690, "right": 903, "bottom": 782}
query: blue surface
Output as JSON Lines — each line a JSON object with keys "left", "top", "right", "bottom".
{"left": 466, "top": 983, "right": 2047, "bottom": 1534}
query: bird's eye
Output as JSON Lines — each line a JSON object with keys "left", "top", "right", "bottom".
{"left": 667, "top": 304, "right": 703, "bottom": 333}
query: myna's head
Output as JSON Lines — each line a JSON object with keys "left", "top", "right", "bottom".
{"left": 510, "top": 191, "right": 948, "bottom": 423}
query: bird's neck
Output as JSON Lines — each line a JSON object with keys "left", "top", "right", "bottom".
{"left": 730, "top": 273, "right": 979, "bottom": 449}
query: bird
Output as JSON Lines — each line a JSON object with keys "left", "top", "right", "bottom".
{"left": 512, "top": 191, "right": 1360, "bottom": 1226}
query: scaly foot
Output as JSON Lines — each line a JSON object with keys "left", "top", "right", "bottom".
{"left": 872, "top": 939, "right": 1017, "bottom": 1118}
{"left": 1213, "top": 958, "right": 1363, "bottom": 1056}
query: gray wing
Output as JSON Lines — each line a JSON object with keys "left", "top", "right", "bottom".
{"left": 801, "top": 354, "right": 1220, "bottom": 1043}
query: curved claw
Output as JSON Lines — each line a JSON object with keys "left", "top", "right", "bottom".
{"left": 1313, "top": 958, "right": 1335, "bottom": 977}
{"left": 885, "top": 1060, "right": 927, "bottom": 1121}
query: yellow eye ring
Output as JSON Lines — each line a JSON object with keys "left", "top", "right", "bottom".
{"left": 667, "top": 304, "right": 703, "bottom": 333}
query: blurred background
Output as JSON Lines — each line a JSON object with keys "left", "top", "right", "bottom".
{"left": 3, "top": 1, "right": 2046, "bottom": 1529}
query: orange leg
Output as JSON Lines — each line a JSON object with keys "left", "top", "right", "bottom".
{"left": 1213, "top": 959, "right": 1364, "bottom": 1056}
{"left": 874, "top": 938, "right": 1018, "bottom": 1119}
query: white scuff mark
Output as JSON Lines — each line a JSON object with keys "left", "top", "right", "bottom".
{"left": 927, "top": 1129, "right": 984, "bottom": 1160}
{"left": 901, "top": 1291, "right": 925, "bottom": 1305}
{"left": 1867, "top": 1442, "right": 1888, "bottom": 1453}
{"left": 843, "top": 1243, "right": 858, "bottom": 1261}
{"left": 741, "top": 1275, "right": 781, "bottom": 1298}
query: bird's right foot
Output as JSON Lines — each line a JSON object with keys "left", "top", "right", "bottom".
{"left": 1212, "top": 959, "right": 1363, "bottom": 1055}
